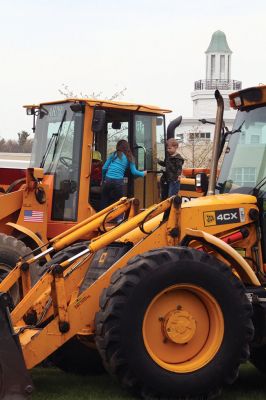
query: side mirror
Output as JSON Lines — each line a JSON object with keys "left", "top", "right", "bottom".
{"left": 70, "top": 102, "right": 85, "bottom": 113}
{"left": 195, "top": 173, "right": 209, "bottom": 195}
{"left": 156, "top": 117, "right": 163, "bottom": 126}
{"left": 26, "top": 107, "right": 35, "bottom": 116}
{"left": 92, "top": 109, "right": 106, "bottom": 133}
{"left": 112, "top": 121, "right": 121, "bottom": 130}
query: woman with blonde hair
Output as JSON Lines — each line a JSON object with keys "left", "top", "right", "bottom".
{"left": 101, "top": 139, "right": 146, "bottom": 209}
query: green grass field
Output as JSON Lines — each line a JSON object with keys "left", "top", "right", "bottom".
{"left": 31, "top": 363, "right": 266, "bottom": 400}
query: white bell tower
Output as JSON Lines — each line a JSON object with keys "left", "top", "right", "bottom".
{"left": 191, "top": 30, "right": 241, "bottom": 120}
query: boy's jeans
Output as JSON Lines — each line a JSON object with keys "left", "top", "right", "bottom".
{"left": 168, "top": 181, "right": 180, "bottom": 197}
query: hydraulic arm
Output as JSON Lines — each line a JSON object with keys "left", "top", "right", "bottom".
{"left": 0, "top": 195, "right": 178, "bottom": 399}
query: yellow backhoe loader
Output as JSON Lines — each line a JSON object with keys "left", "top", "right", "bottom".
{"left": 0, "top": 99, "right": 184, "bottom": 284}
{"left": 0, "top": 97, "right": 206, "bottom": 287}
{"left": 2, "top": 85, "right": 266, "bottom": 399}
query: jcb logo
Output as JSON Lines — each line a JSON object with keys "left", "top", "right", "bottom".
{"left": 204, "top": 211, "right": 216, "bottom": 226}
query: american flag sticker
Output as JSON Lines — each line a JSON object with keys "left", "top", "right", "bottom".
{"left": 24, "top": 210, "right": 44, "bottom": 223}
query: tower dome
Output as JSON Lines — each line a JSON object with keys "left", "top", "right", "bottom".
{"left": 204, "top": 30, "right": 233, "bottom": 82}
{"left": 206, "top": 30, "right": 232, "bottom": 54}
{"left": 191, "top": 30, "right": 241, "bottom": 121}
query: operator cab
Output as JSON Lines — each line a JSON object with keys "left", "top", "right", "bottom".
{"left": 217, "top": 85, "right": 266, "bottom": 261}
{"left": 26, "top": 99, "right": 170, "bottom": 236}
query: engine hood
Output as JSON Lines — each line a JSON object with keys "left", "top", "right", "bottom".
{"left": 181, "top": 193, "right": 257, "bottom": 209}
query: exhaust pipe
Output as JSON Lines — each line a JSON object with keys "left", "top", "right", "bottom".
{"left": 167, "top": 116, "right": 182, "bottom": 139}
{"left": 207, "top": 90, "right": 224, "bottom": 196}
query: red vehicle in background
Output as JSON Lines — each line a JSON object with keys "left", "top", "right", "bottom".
{"left": 0, "top": 154, "right": 29, "bottom": 193}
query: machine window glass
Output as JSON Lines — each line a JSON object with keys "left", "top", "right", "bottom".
{"left": 133, "top": 114, "right": 164, "bottom": 171}
{"left": 93, "top": 109, "right": 130, "bottom": 163}
{"left": 218, "top": 105, "right": 266, "bottom": 193}
{"left": 231, "top": 167, "right": 256, "bottom": 187}
{"left": 92, "top": 109, "right": 165, "bottom": 209}
{"left": 250, "top": 135, "right": 260, "bottom": 144}
{"left": 240, "top": 132, "right": 246, "bottom": 144}
{"left": 132, "top": 114, "right": 165, "bottom": 208}
{"left": 106, "top": 122, "right": 129, "bottom": 156}
{"left": 156, "top": 116, "right": 165, "bottom": 162}
{"left": 32, "top": 103, "right": 84, "bottom": 221}
{"left": 91, "top": 110, "right": 130, "bottom": 210}
{"left": 39, "top": 119, "right": 74, "bottom": 173}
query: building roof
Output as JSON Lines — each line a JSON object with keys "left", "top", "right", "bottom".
{"left": 205, "top": 30, "right": 232, "bottom": 54}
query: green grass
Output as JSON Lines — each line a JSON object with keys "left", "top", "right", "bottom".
{"left": 31, "top": 364, "right": 266, "bottom": 400}
{"left": 223, "top": 363, "right": 266, "bottom": 400}
{"left": 31, "top": 367, "right": 133, "bottom": 400}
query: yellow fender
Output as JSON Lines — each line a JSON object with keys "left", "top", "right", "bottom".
{"left": 184, "top": 228, "right": 260, "bottom": 286}
{"left": 6, "top": 222, "right": 51, "bottom": 262}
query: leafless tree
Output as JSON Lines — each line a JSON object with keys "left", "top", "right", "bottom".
{"left": 178, "top": 126, "right": 213, "bottom": 169}
{"left": 0, "top": 131, "right": 33, "bottom": 153}
{"left": 58, "top": 84, "right": 127, "bottom": 101}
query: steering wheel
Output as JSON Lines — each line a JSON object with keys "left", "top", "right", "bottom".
{"left": 59, "top": 156, "right": 72, "bottom": 168}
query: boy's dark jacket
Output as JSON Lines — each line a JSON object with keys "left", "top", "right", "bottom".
{"left": 158, "top": 153, "right": 184, "bottom": 182}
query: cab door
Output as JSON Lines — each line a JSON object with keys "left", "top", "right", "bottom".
{"left": 133, "top": 113, "right": 165, "bottom": 208}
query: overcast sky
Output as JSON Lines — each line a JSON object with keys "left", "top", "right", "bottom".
{"left": 0, "top": 0, "right": 265, "bottom": 139}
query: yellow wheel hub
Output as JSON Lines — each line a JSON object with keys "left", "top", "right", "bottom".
{"left": 163, "top": 309, "right": 196, "bottom": 344}
{"left": 143, "top": 284, "right": 224, "bottom": 373}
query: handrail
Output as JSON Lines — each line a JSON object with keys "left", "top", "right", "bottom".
{"left": 194, "top": 79, "right": 242, "bottom": 91}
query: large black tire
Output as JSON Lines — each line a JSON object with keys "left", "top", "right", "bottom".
{"left": 95, "top": 247, "right": 254, "bottom": 399}
{"left": 50, "top": 336, "right": 105, "bottom": 375}
{"left": 250, "top": 345, "right": 266, "bottom": 372}
{"left": 0, "top": 233, "right": 34, "bottom": 304}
